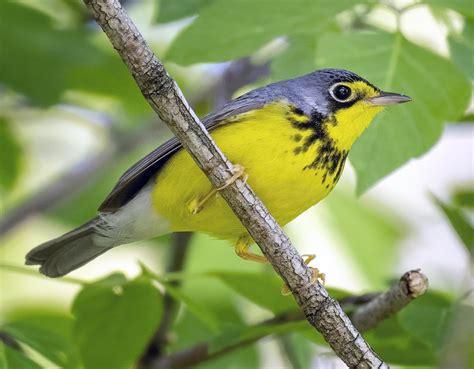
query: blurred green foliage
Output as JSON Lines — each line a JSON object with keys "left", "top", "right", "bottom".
{"left": 72, "top": 273, "right": 162, "bottom": 369}
{"left": 434, "top": 191, "right": 474, "bottom": 255}
{"left": 0, "top": 0, "right": 473, "bottom": 368}
{"left": 0, "top": 117, "right": 23, "bottom": 193}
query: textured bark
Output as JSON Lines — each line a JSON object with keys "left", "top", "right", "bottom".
{"left": 351, "top": 270, "right": 429, "bottom": 332}
{"left": 83, "top": 0, "right": 386, "bottom": 367}
{"left": 148, "top": 270, "right": 428, "bottom": 369}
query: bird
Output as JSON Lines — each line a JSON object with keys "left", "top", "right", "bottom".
{"left": 25, "top": 68, "right": 411, "bottom": 277}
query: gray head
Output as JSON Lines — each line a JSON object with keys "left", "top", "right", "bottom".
{"left": 272, "top": 68, "right": 411, "bottom": 117}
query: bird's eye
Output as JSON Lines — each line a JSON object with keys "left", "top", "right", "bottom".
{"left": 330, "top": 84, "right": 353, "bottom": 102}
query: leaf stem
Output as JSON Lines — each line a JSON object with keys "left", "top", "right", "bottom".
{"left": 0, "top": 263, "right": 87, "bottom": 285}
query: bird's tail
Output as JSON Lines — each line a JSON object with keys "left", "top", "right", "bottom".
{"left": 25, "top": 217, "right": 113, "bottom": 278}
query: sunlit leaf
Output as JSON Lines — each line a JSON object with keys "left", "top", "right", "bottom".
{"left": 156, "top": 0, "right": 214, "bottom": 23}
{"left": 0, "top": 118, "right": 23, "bottom": 193}
{"left": 166, "top": 0, "right": 365, "bottom": 65}
{"left": 72, "top": 274, "right": 162, "bottom": 369}
{"left": 316, "top": 31, "right": 471, "bottom": 193}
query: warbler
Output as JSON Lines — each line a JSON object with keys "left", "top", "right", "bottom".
{"left": 26, "top": 69, "right": 411, "bottom": 277}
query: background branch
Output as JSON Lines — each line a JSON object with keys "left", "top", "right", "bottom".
{"left": 148, "top": 270, "right": 428, "bottom": 369}
{"left": 0, "top": 123, "right": 164, "bottom": 236}
{"left": 351, "top": 269, "right": 429, "bottom": 331}
{"left": 83, "top": 0, "right": 385, "bottom": 367}
{"left": 139, "top": 232, "right": 193, "bottom": 366}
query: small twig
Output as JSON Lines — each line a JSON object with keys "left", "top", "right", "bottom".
{"left": 82, "top": 1, "right": 385, "bottom": 366}
{"left": 139, "top": 232, "right": 193, "bottom": 367}
{"left": 351, "top": 270, "right": 429, "bottom": 332}
{"left": 149, "top": 311, "right": 303, "bottom": 369}
{"left": 148, "top": 270, "right": 428, "bottom": 368}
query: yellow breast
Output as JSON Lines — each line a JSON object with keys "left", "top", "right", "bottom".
{"left": 151, "top": 102, "right": 346, "bottom": 241}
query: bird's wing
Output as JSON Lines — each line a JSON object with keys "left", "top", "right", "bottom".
{"left": 98, "top": 94, "right": 266, "bottom": 212}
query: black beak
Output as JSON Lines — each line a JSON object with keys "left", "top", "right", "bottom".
{"left": 368, "top": 91, "right": 412, "bottom": 106}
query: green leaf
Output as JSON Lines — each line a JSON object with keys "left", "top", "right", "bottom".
{"left": 209, "top": 271, "right": 297, "bottom": 314}
{"left": 156, "top": 0, "right": 214, "bottom": 23}
{"left": 271, "top": 35, "right": 318, "bottom": 80}
{"left": 279, "top": 333, "right": 313, "bottom": 369}
{"left": 424, "top": 0, "right": 474, "bottom": 18}
{"left": 72, "top": 274, "right": 162, "bottom": 369}
{"left": 434, "top": 196, "right": 474, "bottom": 255}
{"left": 166, "top": 0, "right": 364, "bottom": 65}
{"left": 439, "top": 304, "right": 474, "bottom": 368}
{"left": 0, "top": 2, "right": 97, "bottom": 106}
{"left": 67, "top": 47, "right": 151, "bottom": 116}
{"left": 145, "top": 269, "right": 220, "bottom": 332}
{"left": 325, "top": 190, "right": 404, "bottom": 287}
{"left": 398, "top": 292, "right": 453, "bottom": 351}
{"left": 0, "top": 118, "right": 22, "bottom": 193}
{"left": 169, "top": 308, "right": 260, "bottom": 369}
{"left": 449, "top": 21, "right": 474, "bottom": 79}
{"left": 364, "top": 317, "right": 436, "bottom": 365}
{"left": 0, "top": 310, "right": 80, "bottom": 369}
{"left": 452, "top": 188, "right": 474, "bottom": 208}
{"left": 0, "top": 343, "right": 42, "bottom": 369}
{"left": 316, "top": 31, "right": 471, "bottom": 193}
{"left": 1, "top": 323, "right": 72, "bottom": 367}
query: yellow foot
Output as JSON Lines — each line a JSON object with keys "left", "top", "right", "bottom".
{"left": 235, "top": 236, "right": 268, "bottom": 264}
{"left": 281, "top": 254, "right": 326, "bottom": 296}
{"left": 188, "top": 164, "right": 248, "bottom": 215}
{"left": 219, "top": 164, "right": 248, "bottom": 191}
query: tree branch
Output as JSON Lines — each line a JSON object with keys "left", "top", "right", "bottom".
{"left": 148, "top": 270, "right": 428, "bottom": 369}
{"left": 82, "top": 0, "right": 386, "bottom": 367}
{"left": 139, "top": 232, "right": 193, "bottom": 366}
{"left": 350, "top": 269, "right": 429, "bottom": 332}
{"left": 140, "top": 59, "right": 268, "bottom": 366}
